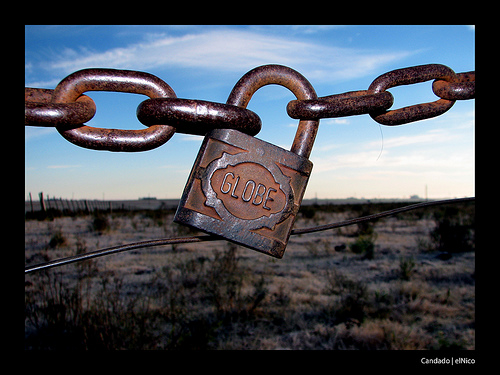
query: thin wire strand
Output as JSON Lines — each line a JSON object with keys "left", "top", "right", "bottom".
{"left": 25, "top": 197, "right": 474, "bottom": 274}
{"left": 25, "top": 236, "right": 219, "bottom": 274}
{"left": 291, "top": 197, "right": 474, "bottom": 235}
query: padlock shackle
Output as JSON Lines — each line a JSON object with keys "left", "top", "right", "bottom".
{"left": 227, "top": 65, "right": 319, "bottom": 159}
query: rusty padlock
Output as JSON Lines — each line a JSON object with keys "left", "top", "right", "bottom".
{"left": 174, "top": 65, "right": 319, "bottom": 258}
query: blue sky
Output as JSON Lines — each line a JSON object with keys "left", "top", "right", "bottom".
{"left": 25, "top": 25, "right": 475, "bottom": 200}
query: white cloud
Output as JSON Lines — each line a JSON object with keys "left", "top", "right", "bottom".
{"left": 178, "top": 134, "right": 204, "bottom": 142}
{"left": 322, "top": 118, "right": 350, "bottom": 125}
{"left": 47, "top": 165, "right": 82, "bottom": 169}
{"left": 366, "top": 128, "right": 458, "bottom": 149}
{"left": 311, "top": 125, "right": 473, "bottom": 175}
{"left": 28, "top": 29, "right": 416, "bottom": 87}
{"left": 25, "top": 127, "right": 56, "bottom": 141}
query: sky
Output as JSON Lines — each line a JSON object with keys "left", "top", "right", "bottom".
{"left": 25, "top": 25, "right": 475, "bottom": 200}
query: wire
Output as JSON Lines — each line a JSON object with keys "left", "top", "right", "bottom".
{"left": 25, "top": 197, "right": 474, "bottom": 274}
{"left": 25, "top": 236, "right": 218, "bottom": 274}
{"left": 291, "top": 197, "right": 474, "bottom": 235}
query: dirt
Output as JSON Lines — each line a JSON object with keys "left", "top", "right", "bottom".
{"left": 25, "top": 203, "right": 475, "bottom": 350}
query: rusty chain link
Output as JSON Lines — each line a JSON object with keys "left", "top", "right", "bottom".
{"left": 286, "top": 90, "right": 394, "bottom": 120}
{"left": 137, "top": 98, "right": 261, "bottom": 136}
{"left": 25, "top": 88, "right": 97, "bottom": 126}
{"left": 25, "top": 63, "right": 475, "bottom": 151}
{"left": 432, "top": 71, "right": 475, "bottom": 100}
{"left": 367, "top": 64, "right": 457, "bottom": 125}
{"left": 53, "top": 69, "right": 179, "bottom": 152}
{"left": 287, "top": 64, "right": 475, "bottom": 125}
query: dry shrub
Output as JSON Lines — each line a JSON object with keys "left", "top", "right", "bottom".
{"left": 25, "top": 202, "right": 474, "bottom": 350}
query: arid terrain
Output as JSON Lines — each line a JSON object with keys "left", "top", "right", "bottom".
{"left": 25, "top": 201, "right": 475, "bottom": 350}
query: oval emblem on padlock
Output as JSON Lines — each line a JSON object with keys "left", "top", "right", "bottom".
{"left": 211, "top": 162, "right": 287, "bottom": 220}
{"left": 201, "top": 151, "right": 293, "bottom": 230}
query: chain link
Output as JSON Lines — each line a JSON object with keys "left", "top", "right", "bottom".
{"left": 137, "top": 98, "right": 261, "bottom": 136}
{"left": 432, "top": 71, "right": 475, "bottom": 100}
{"left": 25, "top": 88, "right": 96, "bottom": 126}
{"left": 52, "top": 68, "right": 178, "bottom": 152}
{"left": 25, "top": 63, "right": 475, "bottom": 151}
{"left": 367, "top": 64, "right": 457, "bottom": 125}
{"left": 287, "top": 90, "right": 394, "bottom": 119}
{"left": 288, "top": 64, "right": 475, "bottom": 125}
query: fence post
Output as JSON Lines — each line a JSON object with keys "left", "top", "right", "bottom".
{"left": 38, "top": 192, "right": 46, "bottom": 212}
{"left": 29, "top": 192, "right": 34, "bottom": 213}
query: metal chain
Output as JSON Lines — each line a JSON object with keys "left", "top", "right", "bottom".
{"left": 287, "top": 64, "right": 475, "bottom": 125}
{"left": 24, "top": 63, "right": 475, "bottom": 273}
{"left": 25, "top": 64, "right": 475, "bottom": 151}
{"left": 25, "top": 68, "right": 261, "bottom": 152}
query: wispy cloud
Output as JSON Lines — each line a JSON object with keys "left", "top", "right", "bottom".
{"left": 312, "top": 146, "right": 472, "bottom": 176}
{"left": 27, "top": 28, "right": 416, "bottom": 87}
{"left": 25, "top": 127, "right": 55, "bottom": 140}
{"left": 366, "top": 128, "right": 460, "bottom": 150}
{"left": 47, "top": 165, "right": 81, "bottom": 169}
{"left": 178, "top": 135, "right": 204, "bottom": 142}
{"left": 311, "top": 124, "right": 473, "bottom": 175}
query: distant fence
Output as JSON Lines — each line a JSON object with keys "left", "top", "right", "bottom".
{"left": 25, "top": 192, "right": 180, "bottom": 214}
{"left": 26, "top": 192, "right": 428, "bottom": 215}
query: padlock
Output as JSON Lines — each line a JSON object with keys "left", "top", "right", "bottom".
{"left": 174, "top": 65, "right": 319, "bottom": 258}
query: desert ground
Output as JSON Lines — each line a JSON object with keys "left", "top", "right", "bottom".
{"left": 25, "top": 201, "right": 475, "bottom": 350}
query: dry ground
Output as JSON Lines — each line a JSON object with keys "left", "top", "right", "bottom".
{"left": 25, "top": 202, "right": 475, "bottom": 350}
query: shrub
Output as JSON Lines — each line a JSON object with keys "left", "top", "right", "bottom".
{"left": 91, "top": 214, "right": 109, "bottom": 233}
{"left": 430, "top": 219, "right": 474, "bottom": 253}
{"left": 399, "top": 256, "right": 416, "bottom": 281}
{"left": 48, "top": 231, "right": 66, "bottom": 249}
{"left": 325, "top": 270, "right": 369, "bottom": 324}
{"left": 349, "top": 235, "right": 375, "bottom": 259}
{"left": 204, "top": 244, "right": 267, "bottom": 320}
{"left": 299, "top": 205, "right": 317, "bottom": 220}
{"left": 430, "top": 206, "right": 474, "bottom": 253}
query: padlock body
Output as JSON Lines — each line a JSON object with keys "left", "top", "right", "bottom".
{"left": 174, "top": 129, "right": 312, "bottom": 258}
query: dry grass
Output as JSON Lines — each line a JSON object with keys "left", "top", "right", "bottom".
{"left": 25, "top": 202, "right": 475, "bottom": 350}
